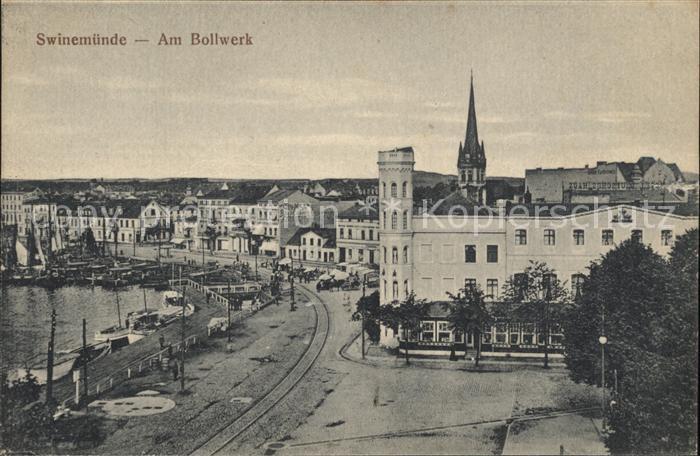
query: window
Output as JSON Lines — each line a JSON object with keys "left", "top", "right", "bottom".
{"left": 464, "top": 245, "right": 476, "bottom": 263}
{"left": 361, "top": 230, "right": 365, "bottom": 240}
{"left": 348, "top": 249, "right": 353, "bottom": 259}
{"left": 515, "top": 229, "right": 527, "bottom": 245}
{"left": 390, "top": 182, "right": 397, "bottom": 198}
{"left": 402, "top": 181, "right": 408, "bottom": 198}
{"left": 392, "top": 247, "right": 398, "bottom": 264}
{"left": 571, "top": 274, "right": 585, "bottom": 297}
{"left": 339, "top": 228, "right": 344, "bottom": 239}
{"left": 382, "top": 210, "right": 387, "bottom": 229}
{"left": 602, "top": 229, "right": 614, "bottom": 246}
{"left": 509, "top": 324, "right": 519, "bottom": 345}
{"left": 573, "top": 229, "right": 585, "bottom": 246}
{"left": 437, "top": 322, "right": 451, "bottom": 342}
{"left": 391, "top": 212, "right": 397, "bottom": 230}
{"left": 661, "top": 230, "right": 673, "bottom": 246}
{"left": 404, "top": 279, "right": 409, "bottom": 296}
{"left": 383, "top": 280, "right": 387, "bottom": 297}
{"left": 403, "top": 246, "right": 408, "bottom": 263}
{"left": 486, "top": 279, "right": 498, "bottom": 300}
{"left": 382, "top": 182, "right": 386, "bottom": 198}
{"left": 402, "top": 211, "right": 408, "bottom": 230}
{"left": 392, "top": 281, "right": 398, "bottom": 300}
{"left": 464, "top": 278, "right": 477, "bottom": 290}
{"left": 631, "top": 229, "right": 643, "bottom": 243}
{"left": 302, "top": 238, "right": 307, "bottom": 245}
{"left": 486, "top": 245, "right": 498, "bottom": 263}
{"left": 495, "top": 323, "right": 507, "bottom": 344}
{"left": 421, "top": 322, "right": 435, "bottom": 342}
{"left": 368, "top": 230, "right": 373, "bottom": 241}
{"left": 310, "top": 238, "right": 314, "bottom": 246}
{"left": 383, "top": 246, "right": 387, "bottom": 263}
{"left": 544, "top": 229, "right": 556, "bottom": 246}
{"left": 348, "top": 229, "right": 353, "bottom": 239}
{"left": 521, "top": 323, "right": 535, "bottom": 345}
{"left": 482, "top": 326, "right": 492, "bottom": 344}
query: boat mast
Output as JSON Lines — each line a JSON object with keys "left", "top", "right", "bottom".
{"left": 115, "top": 287, "right": 122, "bottom": 328}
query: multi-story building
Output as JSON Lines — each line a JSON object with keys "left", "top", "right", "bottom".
{"left": 526, "top": 157, "right": 687, "bottom": 203}
{"left": 377, "top": 79, "right": 699, "bottom": 357}
{"left": 336, "top": 203, "right": 379, "bottom": 265}
{"left": 284, "top": 227, "right": 336, "bottom": 263}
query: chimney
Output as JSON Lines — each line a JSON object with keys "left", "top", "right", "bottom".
{"left": 596, "top": 161, "right": 607, "bottom": 167}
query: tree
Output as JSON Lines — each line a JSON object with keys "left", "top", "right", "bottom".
{"left": 379, "top": 292, "right": 429, "bottom": 364}
{"left": 499, "top": 261, "right": 570, "bottom": 368}
{"left": 204, "top": 226, "right": 217, "bottom": 254}
{"left": 81, "top": 227, "right": 99, "bottom": 256}
{"left": 1, "top": 372, "right": 54, "bottom": 451}
{"left": 561, "top": 232, "right": 698, "bottom": 454}
{"left": 444, "top": 284, "right": 491, "bottom": 366}
{"left": 351, "top": 291, "right": 380, "bottom": 343}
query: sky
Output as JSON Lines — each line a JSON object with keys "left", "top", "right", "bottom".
{"left": 2, "top": 1, "right": 698, "bottom": 180}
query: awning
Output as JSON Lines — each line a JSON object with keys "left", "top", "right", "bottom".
{"left": 278, "top": 258, "right": 292, "bottom": 265}
{"left": 260, "top": 240, "right": 278, "bottom": 253}
{"left": 170, "top": 238, "right": 187, "bottom": 245}
{"left": 330, "top": 270, "right": 349, "bottom": 280}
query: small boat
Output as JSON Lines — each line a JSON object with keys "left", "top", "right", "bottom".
{"left": 102, "top": 277, "right": 129, "bottom": 289}
{"left": 7, "top": 342, "right": 109, "bottom": 385}
{"left": 94, "top": 325, "right": 130, "bottom": 342}
{"left": 34, "top": 271, "right": 67, "bottom": 289}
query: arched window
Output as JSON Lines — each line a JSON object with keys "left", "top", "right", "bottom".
{"left": 392, "top": 281, "right": 398, "bottom": 300}
{"left": 383, "top": 280, "right": 387, "bottom": 297}
{"left": 402, "top": 182, "right": 408, "bottom": 197}
{"left": 382, "top": 182, "right": 386, "bottom": 198}
{"left": 390, "top": 182, "right": 397, "bottom": 198}
{"left": 392, "top": 247, "right": 398, "bottom": 264}
{"left": 391, "top": 212, "right": 398, "bottom": 230}
{"left": 402, "top": 210, "right": 408, "bottom": 230}
{"left": 383, "top": 210, "right": 387, "bottom": 229}
{"left": 383, "top": 246, "right": 387, "bottom": 263}
{"left": 403, "top": 246, "right": 408, "bottom": 263}
{"left": 404, "top": 280, "right": 409, "bottom": 296}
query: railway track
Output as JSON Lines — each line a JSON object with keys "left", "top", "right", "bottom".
{"left": 190, "top": 286, "right": 330, "bottom": 456}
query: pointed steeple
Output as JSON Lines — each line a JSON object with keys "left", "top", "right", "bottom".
{"left": 464, "top": 72, "right": 480, "bottom": 158}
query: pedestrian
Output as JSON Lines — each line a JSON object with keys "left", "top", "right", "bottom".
{"left": 159, "top": 334, "right": 165, "bottom": 349}
{"left": 206, "top": 292, "right": 210, "bottom": 303}
{"left": 172, "top": 359, "right": 179, "bottom": 380}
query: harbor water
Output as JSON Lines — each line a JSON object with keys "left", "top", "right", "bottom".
{"left": 0, "top": 285, "right": 166, "bottom": 370}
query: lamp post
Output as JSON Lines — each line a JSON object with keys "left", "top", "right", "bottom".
{"left": 290, "top": 253, "right": 296, "bottom": 311}
{"left": 599, "top": 334, "right": 608, "bottom": 431}
{"left": 361, "top": 276, "right": 366, "bottom": 360}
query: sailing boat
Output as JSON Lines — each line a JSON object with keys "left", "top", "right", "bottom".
{"left": 94, "top": 287, "right": 145, "bottom": 347}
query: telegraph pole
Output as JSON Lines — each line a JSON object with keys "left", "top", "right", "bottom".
{"left": 82, "top": 319, "right": 89, "bottom": 411}
{"left": 179, "top": 266, "right": 186, "bottom": 392}
{"left": 227, "top": 279, "right": 232, "bottom": 343}
{"left": 46, "top": 308, "right": 57, "bottom": 406}
{"left": 361, "top": 277, "right": 366, "bottom": 360}
{"left": 290, "top": 254, "right": 296, "bottom": 311}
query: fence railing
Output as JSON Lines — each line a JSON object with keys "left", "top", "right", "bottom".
{"left": 65, "top": 334, "right": 198, "bottom": 407}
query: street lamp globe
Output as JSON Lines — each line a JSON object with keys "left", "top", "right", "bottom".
{"left": 599, "top": 335, "right": 608, "bottom": 345}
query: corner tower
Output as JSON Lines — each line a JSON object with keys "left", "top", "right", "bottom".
{"left": 457, "top": 74, "right": 487, "bottom": 204}
{"left": 378, "top": 147, "right": 415, "bottom": 346}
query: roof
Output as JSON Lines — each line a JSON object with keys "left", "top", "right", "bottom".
{"left": 667, "top": 163, "right": 685, "bottom": 182}
{"left": 637, "top": 156, "right": 657, "bottom": 174}
{"left": 338, "top": 203, "right": 379, "bottom": 221}
{"left": 424, "top": 190, "right": 494, "bottom": 216}
{"left": 258, "top": 188, "right": 313, "bottom": 204}
{"left": 286, "top": 227, "right": 336, "bottom": 248}
{"left": 229, "top": 185, "right": 275, "bottom": 204}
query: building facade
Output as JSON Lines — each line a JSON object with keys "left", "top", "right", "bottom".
{"left": 377, "top": 79, "right": 699, "bottom": 356}
{"left": 336, "top": 203, "right": 380, "bottom": 265}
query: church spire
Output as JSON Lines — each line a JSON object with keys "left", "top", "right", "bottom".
{"left": 464, "top": 72, "right": 480, "bottom": 158}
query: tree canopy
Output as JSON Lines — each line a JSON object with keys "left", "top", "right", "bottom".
{"left": 562, "top": 229, "right": 698, "bottom": 454}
